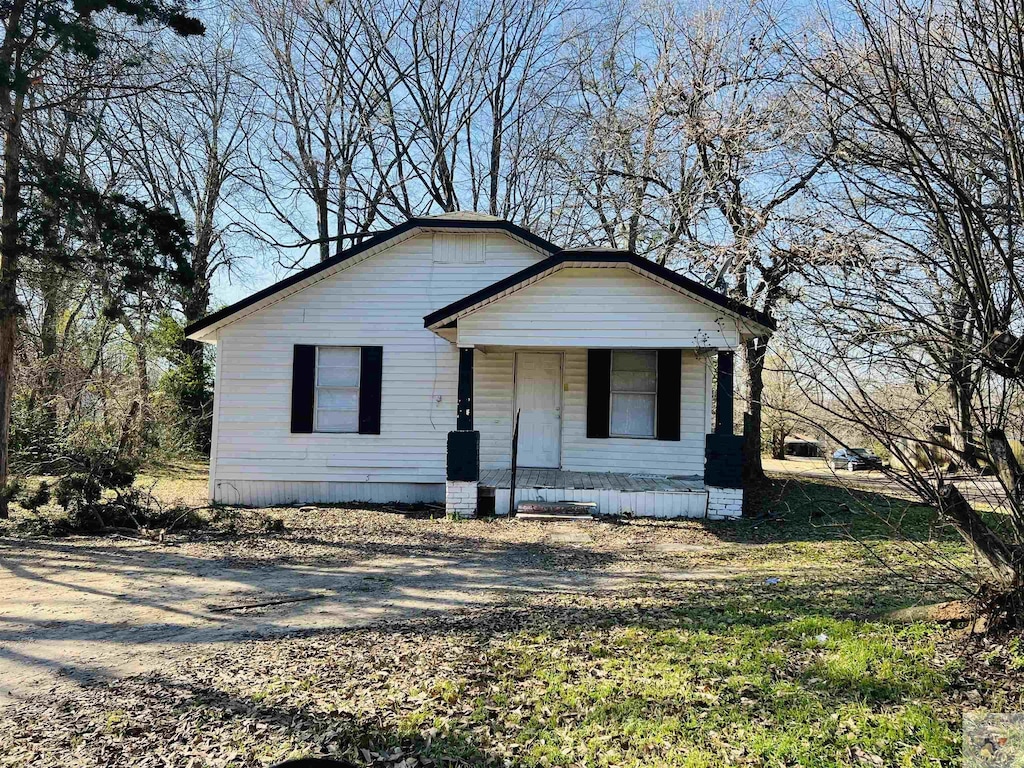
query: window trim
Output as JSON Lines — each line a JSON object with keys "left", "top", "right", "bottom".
{"left": 314, "top": 345, "right": 361, "bottom": 433}
{"left": 608, "top": 350, "right": 658, "bottom": 439}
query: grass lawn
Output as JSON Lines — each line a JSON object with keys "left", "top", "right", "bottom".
{"left": 1, "top": 472, "right": 1022, "bottom": 767}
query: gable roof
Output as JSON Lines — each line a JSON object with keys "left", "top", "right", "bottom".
{"left": 422, "top": 249, "right": 776, "bottom": 333}
{"left": 184, "top": 215, "right": 559, "bottom": 339}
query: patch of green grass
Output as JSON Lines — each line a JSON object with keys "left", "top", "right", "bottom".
{"left": 367, "top": 476, "right": 979, "bottom": 767}
{"left": 744, "top": 478, "right": 952, "bottom": 542}
{"left": 391, "top": 589, "right": 961, "bottom": 767}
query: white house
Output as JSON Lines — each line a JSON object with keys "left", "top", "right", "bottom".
{"left": 185, "top": 213, "right": 774, "bottom": 519}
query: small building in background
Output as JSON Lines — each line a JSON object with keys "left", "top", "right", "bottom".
{"left": 784, "top": 434, "right": 824, "bottom": 458}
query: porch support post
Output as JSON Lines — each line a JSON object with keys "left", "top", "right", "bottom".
{"left": 447, "top": 345, "right": 479, "bottom": 517}
{"left": 715, "top": 350, "right": 734, "bottom": 435}
{"left": 457, "top": 346, "right": 473, "bottom": 430}
{"left": 706, "top": 349, "right": 743, "bottom": 519}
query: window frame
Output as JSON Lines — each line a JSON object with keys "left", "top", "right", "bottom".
{"left": 608, "top": 350, "right": 658, "bottom": 439}
{"left": 313, "top": 345, "right": 361, "bottom": 433}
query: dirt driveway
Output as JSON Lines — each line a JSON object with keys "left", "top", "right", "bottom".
{"left": 0, "top": 508, "right": 744, "bottom": 706}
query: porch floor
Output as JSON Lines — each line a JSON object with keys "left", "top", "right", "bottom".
{"left": 479, "top": 468, "right": 704, "bottom": 492}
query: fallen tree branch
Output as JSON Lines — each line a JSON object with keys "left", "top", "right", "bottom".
{"left": 208, "top": 594, "right": 326, "bottom": 613}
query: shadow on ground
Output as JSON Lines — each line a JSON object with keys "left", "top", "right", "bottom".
{"left": 0, "top": 475, "right": 967, "bottom": 708}
{"left": 0, "top": 565, "right": 982, "bottom": 767}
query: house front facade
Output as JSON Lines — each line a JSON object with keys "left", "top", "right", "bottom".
{"left": 186, "top": 213, "right": 774, "bottom": 519}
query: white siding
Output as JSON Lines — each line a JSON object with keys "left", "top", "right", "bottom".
{"left": 211, "top": 233, "right": 545, "bottom": 503}
{"left": 474, "top": 348, "right": 712, "bottom": 476}
{"left": 494, "top": 487, "right": 709, "bottom": 518}
{"left": 563, "top": 350, "right": 710, "bottom": 475}
{"left": 215, "top": 480, "right": 443, "bottom": 507}
{"left": 457, "top": 268, "right": 743, "bottom": 348}
{"left": 476, "top": 349, "right": 516, "bottom": 471}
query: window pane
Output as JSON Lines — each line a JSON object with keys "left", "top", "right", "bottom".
{"left": 611, "top": 393, "right": 656, "bottom": 437}
{"left": 319, "top": 347, "right": 360, "bottom": 369}
{"left": 317, "top": 388, "right": 359, "bottom": 409}
{"left": 613, "top": 350, "right": 657, "bottom": 373}
{"left": 316, "top": 408, "right": 358, "bottom": 432}
{"left": 318, "top": 347, "right": 360, "bottom": 386}
{"left": 611, "top": 368, "right": 657, "bottom": 392}
{"left": 319, "top": 366, "right": 360, "bottom": 387}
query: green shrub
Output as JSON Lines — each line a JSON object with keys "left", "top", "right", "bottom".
{"left": 51, "top": 449, "right": 141, "bottom": 531}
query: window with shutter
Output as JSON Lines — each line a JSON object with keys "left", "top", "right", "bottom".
{"left": 610, "top": 350, "right": 657, "bottom": 438}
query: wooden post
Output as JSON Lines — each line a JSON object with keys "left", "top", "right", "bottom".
{"left": 457, "top": 347, "right": 473, "bottom": 431}
{"left": 509, "top": 408, "right": 520, "bottom": 516}
{"left": 716, "top": 350, "right": 734, "bottom": 435}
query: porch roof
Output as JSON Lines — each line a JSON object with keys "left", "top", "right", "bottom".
{"left": 423, "top": 249, "right": 775, "bottom": 335}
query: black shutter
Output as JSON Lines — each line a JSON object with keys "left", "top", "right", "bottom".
{"left": 656, "top": 349, "right": 681, "bottom": 441}
{"left": 587, "top": 349, "right": 611, "bottom": 438}
{"left": 291, "top": 345, "right": 316, "bottom": 433}
{"left": 359, "top": 346, "right": 383, "bottom": 434}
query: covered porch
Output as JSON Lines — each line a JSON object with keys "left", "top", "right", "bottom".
{"left": 424, "top": 249, "right": 772, "bottom": 519}
{"left": 440, "top": 341, "right": 744, "bottom": 519}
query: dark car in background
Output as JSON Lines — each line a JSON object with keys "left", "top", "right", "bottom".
{"left": 830, "top": 447, "right": 884, "bottom": 472}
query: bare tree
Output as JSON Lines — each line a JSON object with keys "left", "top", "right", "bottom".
{"left": 242, "top": 0, "right": 575, "bottom": 245}
{"left": 795, "top": 0, "right": 1024, "bottom": 618}
{"left": 472, "top": 0, "right": 571, "bottom": 217}
{"left": 556, "top": 0, "right": 828, "bottom": 487}
{"left": 115, "top": 23, "right": 259, "bottom": 448}
{"left": 556, "top": 1, "right": 703, "bottom": 259}
{"left": 673, "top": 3, "right": 830, "bottom": 483}
{"left": 244, "top": 0, "right": 383, "bottom": 263}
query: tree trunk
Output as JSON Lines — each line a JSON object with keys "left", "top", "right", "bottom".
{"left": 180, "top": 336, "right": 208, "bottom": 446}
{"left": 0, "top": 41, "right": 25, "bottom": 518}
{"left": 743, "top": 336, "right": 767, "bottom": 485}
{"left": 34, "top": 104, "right": 74, "bottom": 439}
{"left": 939, "top": 483, "right": 1021, "bottom": 590}
{"left": 985, "top": 428, "right": 1024, "bottom": 538}
{"left": 316, "top": 189, "right": 330, "bottom": 263}
{"left": 771, "top": 428, "right": 787, "bottom": 460}
{"left": 180, "top": 230, "right": 212, "bottom": 453}
{"left": 947, "top": 363, "right": 980, "bottom": 470}
{"left": 488, "top": 91, "right": 503, "bottom": 216}
{"left": 38, "top": 270, "right": 60, "bottom": 432}
{"left": 133, "top": 331, "right": 150, "bottom": 449}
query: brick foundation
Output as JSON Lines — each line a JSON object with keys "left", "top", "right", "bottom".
{"left": 445, "top": 480, "right": 478, "bottom": 518}
{"left": 706, "top": 486, "right": 743, "bottom": 519}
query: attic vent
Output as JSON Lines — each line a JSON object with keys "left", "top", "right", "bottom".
{"left": 432, "top": 233, "right": 486, "bottom": 264}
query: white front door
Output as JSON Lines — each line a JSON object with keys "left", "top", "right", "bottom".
{"left": 514, "top": 352, "right": 562, "bottom": 468}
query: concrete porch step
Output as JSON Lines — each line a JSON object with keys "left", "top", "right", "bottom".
{"left": 515, "top": 500, "right": 598, "bottom": 520}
